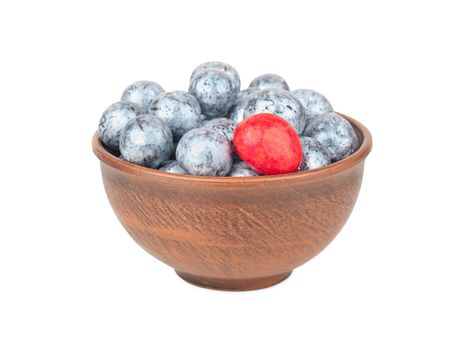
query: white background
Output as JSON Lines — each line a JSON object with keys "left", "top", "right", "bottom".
{"left": 1, "top": 1, "right": 470, "bottom": 349}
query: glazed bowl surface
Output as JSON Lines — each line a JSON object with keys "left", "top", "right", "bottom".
{"left": 92, "top": 113, "right": 372, "bottom": 291}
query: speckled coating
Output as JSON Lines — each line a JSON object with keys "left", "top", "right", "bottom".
{"left": 303, "top": 112, "right": 359, "bottom": 162}
{"left": 176, "top": 128, "right": 232, "bottom": 176}
{"left": 243, "top": 89, "right": 306, "bottom": 134}
{"left": 191, "top": 62, "right": 241, "bottom": 91}
{"left": 98, "top": 101, "right": 145, "bottom": 150}
{"left": 229, "top": 88, "right": 260, "bottom": 125}
{"left": 201, "top": 117, "right": 235, "bottom": 142}
{"left": 159, "top": 160, "right": 187, "bottom": 174}
{"left": 299, "top": 136, "right": 331, "bottom": 171}
{"left": 228, "top": 161, "right": 259, "bottom": 177}
{"left": 149, "top": 90, "right": 204, "bottom": 141}
{"left": 292, "top": 89, "right": 333, "bottom": 125}
{"left": 119, "top": 114, "right": 172, "bottom": 169}
{"left": 188, "top": 69, "right": 239, "bottom": 118}
{"left": 249, "top": 74, "right": 290, "bottom": 91}
{"left": 121, "top": 80, "right": 165, "bottom": 113}
{"left": 237, "top": 88, "right": 261, "bottom": 101}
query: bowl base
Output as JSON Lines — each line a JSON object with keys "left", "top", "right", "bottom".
{"left": 175, "top": 270, "right": 292, "bottom": 291}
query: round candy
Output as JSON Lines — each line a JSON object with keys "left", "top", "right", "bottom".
{"left": 201, "top": 117, "right": 235, "bottom": 142}
{"left": 149, "top": 91, "right": 204, "bottom": 141}
{"left": 159, "top": 160, "right": 187, "bottom": 174}
{"left": 191, "top": 62, "right": 241, "bottom": 91}
{"left": 237, "top": 88, "right": 261, "bottom": 100}
{"left": 229, "top": 161, "right": 259, "bottom": 177}
{"left": 229, "top": 88, "right": 260, "bottom": 125}
{"left": 303, "top": 112, "right": 359, "bottom": 162}
{"left": 119, "top": 114, "right": 173, "bottom": 169}
{"left": 299, "top": 136, "right": 331, "bottom": 171}
{"left": 98, "top": 101, "right": 144, "bottom": 150}
{"left": 243, "top": 89, "right": 306, "bottom": 134}
{"left": 249, "top": 74, "right": 289, "bottom": 90}
{"left": 188, "top": 69, "right": 239, "bottom": 118}
{"left": 292, "top": 89, "right": 333, "bottom": 125}
{"left": 176, "top": 128, "right": 233, "bottom": 176}
{"left": 233, "top": 113, "right": 302, "bottom": 175}
{"left": 121, "top": 80, "right": 165, "bottom": 113}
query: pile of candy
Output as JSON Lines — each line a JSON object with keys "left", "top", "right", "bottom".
{"left": 98, "top": 62, "right": 359, "bottom": 176}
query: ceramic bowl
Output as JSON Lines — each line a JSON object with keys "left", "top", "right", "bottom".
{"left": 92, "top": 113, "right": 372, "bottom": 291}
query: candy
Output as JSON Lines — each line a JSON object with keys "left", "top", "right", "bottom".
{"left": 159, "top": 160, "right": 187, "bottom": 174}
{"left": 249, "top": 74, "right": 289, "bottom": 90}
{"left": 229, "top": 161, "right": 259, "bottom": 177}
{"left": 233, "top": 113, "right": 302, "bottom": 175}
{"left": 292, "top": 89, "right": 333, "bottom": 125}
{"left": 303, "top": 112, "right": 359, "bottom": 162}
{"left": 229, "top": 88, "right": 260, "bottom": 125}
{"left": 243, "top": 89, "right": 306, "bottom": 134}
{"left": 121, "top": 80, "right": 165, "bottom": 113}
{"left": 298, "top": 136, "right": 331, "bottom": 171}
{"left": 201, "top": 117, "right": 235, "bottom": 142}
{"left": 119, "top": 114, "right": 172, "bottom": 169}
{"left": 99, "top": 63, "right": 361, "bottom": 176}
{"left": 237, "top": 88, "right": 261, "bottom": 101}
{"left": 189, "top": 69, "right": 238, "bottom": 118}
{"left": 201, "top": 117, "right": 238, "bottom": 158}
{"left": 191, "top": 61, "right": 241, "bottom": 91}
{"left": 98, "top": 101, "right": 144, "bottom": 150}
{"left": 176, "top": 128, "right": 233, "bottom": 176}
{"left": 149, "top": 91, "right": 204, "bottom": 141}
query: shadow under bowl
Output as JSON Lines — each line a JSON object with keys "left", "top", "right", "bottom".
{"left": 92, "top": 113, "right": 372, "bottom": 291}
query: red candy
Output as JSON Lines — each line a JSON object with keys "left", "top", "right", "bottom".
{"left": 233, "top": 113, "right": 302, "bottom": 175}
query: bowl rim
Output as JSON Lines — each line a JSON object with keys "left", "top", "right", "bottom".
{"left": 92, "top": 112, "right": 372, "bottom": 183}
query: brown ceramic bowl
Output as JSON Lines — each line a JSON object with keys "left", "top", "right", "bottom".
{"left": 92, "top": 113, "right": 372, "bottom": 291}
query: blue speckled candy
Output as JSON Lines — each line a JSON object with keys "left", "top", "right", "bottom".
{"left": 229, "top": 161, "right": 259, "bottom": 177}
{"left": 292, "top": 89, "right": 333, "bottom": 125}
{"left": 229, "top": 88, "right": 260, "bottom": 124}
{"left": 119, "top": 114, "right": 172, "bottom": 169}
{"left": 189, "top": 69, "right": 239, "bottom": 118}
{"left": 299, "top": 136, "right": 331, "bottom": 171}
{"left": 236, "top": 88, "right": 261, "bottom": 102}
{"left": 201, "top": 117, "right": 235, "bottom": 142}
{"left": 98, "top": 101, "right": 145, "bottom": 150}
{"left": 159, "top": 160, "right": 187, "bottom": 174}
{"left": 243, "top": 89, "right": 306, "bottom": 134}
{"left": 176, "top": 128, "right": 232, "bottom": 176}
{"left": 191, "top": 62, "right": 241, "bottom": 91}
{"left": 149, "top": 91, "right": 204, "bottom": 141}
{"left": 249, "top": 74, "right": 290, "bottom": 90}
{"left": 121, "top": 80, "right": 165, "bottom": 113}
{"left": 303, "top": 112, "right": 359, "bottom": 162}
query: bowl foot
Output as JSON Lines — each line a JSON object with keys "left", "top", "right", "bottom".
{"left": 175, "top": 270, "right": 292, "bottom": 291}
